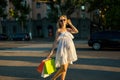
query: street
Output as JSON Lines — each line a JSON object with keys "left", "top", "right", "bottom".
{"left": 0, "top": 41, "right": 120, "bottom": 80}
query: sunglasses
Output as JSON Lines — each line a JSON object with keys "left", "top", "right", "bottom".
{"left": 60, "top": 19, "right": 66, "bottom": 22}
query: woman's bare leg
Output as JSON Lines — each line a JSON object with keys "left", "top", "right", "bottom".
{"left": 51, "top": 63, "right": 69, "bottom": 80}
{"left": 61, "top": 63, "right": 69, "bottom": 80}
{"left": 51, "top": 67, "right": 63, "bottom": 80}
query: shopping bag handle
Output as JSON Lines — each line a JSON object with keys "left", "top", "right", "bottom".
{"left": 43, "top": 58, "right": 52, "bottom": 62}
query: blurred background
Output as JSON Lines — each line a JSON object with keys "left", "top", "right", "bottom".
{"left": 0, "top": 0, "right": 120, "bottom": 40}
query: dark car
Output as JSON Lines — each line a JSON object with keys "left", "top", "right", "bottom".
{"left": 0, "top": 34, "right": 8, "bottom": 40}
{"left": 10, "top": 33, "right": 30, "bottom": 41}
{"left": 88, "top": 31, "right": 120, "bottom": 50}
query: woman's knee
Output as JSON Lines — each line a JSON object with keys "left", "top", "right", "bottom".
{"left": 61, "top": 64, "right": 68, "bottom": 72}
{"left": 61, "top": 67, "right": 66, "bottom": 72}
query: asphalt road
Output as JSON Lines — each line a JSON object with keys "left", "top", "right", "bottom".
{"left": 0, "top": 41, "right": 120, "bottom": 80}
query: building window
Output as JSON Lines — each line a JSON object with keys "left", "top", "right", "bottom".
{"left": 46, "top": 4, "right": 51, "bottom": 13}
{"left": 13, "top": 26, "right": 17, "bottom": 33}
{"left": 37, "top": 13, "right": 41, "bottom": 20}
{"left": 36, "top": 2, "right": 41, "bottom": 8}
{"left": 46, "top": 4, "right": 51, "bottom": 17}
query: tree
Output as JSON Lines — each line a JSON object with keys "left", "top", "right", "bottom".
{"left": 10, "top": 0, "right": 31, "bottom": 32}
{"left": 0, "top": 0, "right": 7, "bottom": 33}
{"left": 86, "top": 0, "right": 120, "bottom": 30}
{"left": 0, "top": 0, "right": 7, "bottom": 18}
{"left": 48, "top": 0, "right": 84, "bottom": 22}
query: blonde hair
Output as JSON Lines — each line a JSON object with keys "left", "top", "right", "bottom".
{"left": 57, "top": 15, "right": 67, "bottom": 28}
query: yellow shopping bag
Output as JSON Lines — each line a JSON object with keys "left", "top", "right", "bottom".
{"left": 41, "top": 67, "right": 50, "bottom": 78}
{"left": 44, "top": 59, "right": 56, "bottom": 74}
{"left": 38, "top": 59, "right": 56, "bottom": 78}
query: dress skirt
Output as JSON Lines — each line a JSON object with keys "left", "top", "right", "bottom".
{"left": 55, "top": 32, "right": 78, "bottom": 67}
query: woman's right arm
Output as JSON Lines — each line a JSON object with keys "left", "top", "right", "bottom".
{"left": 47, "top": 29, "right": 60, "bottom": 59}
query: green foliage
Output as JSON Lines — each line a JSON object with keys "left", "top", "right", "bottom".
{"left": 60, "top": 0, "right": 81, "bottom": 16}
{"left": 10, "top": 0, "right": 31, "bottom": 31}
{"left": 86, "top": 0, "right": 120, "bottom": 30}
{"left": 9, "top": 8, "right": 15, "bottom": 16}
{"left": 0, "top": 0, "right": 7, "bottom": 17}
{"left": 0, "top": 0, "right": 7, "bottom": 7}
{"left": 105, "top": 1, "right": 120, "bottom": 29}
{"left": 48, "top": 0, "right": 83, "bottom": 22}
{"left": 10, "top": 0, "right": 31, "bottom": 21}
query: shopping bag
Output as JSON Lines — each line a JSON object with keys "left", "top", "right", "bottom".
{"left": 41, "top": 67, "right": 50, "bottom": 78}
{"left": 44, "top": 59, "right": 56, "bottom": 74}
{"left": 37, "top": 61, "right": 45, "bottom": 73}
{"left": 37, "top": 59, "right": 56, "bottom": 78}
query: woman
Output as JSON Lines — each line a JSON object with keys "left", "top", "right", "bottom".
{"left": 47, "top": 15, "right": 78, "bottom": 80}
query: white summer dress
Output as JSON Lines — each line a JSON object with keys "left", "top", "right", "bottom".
{"left": 55, "top": 31, "right": 77, "bottom": 67}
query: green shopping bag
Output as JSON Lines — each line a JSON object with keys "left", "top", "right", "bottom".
{"left": 44, "top": 59, "right": 56, "bottom": 74}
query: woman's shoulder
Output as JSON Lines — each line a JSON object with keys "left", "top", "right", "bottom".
{"left": 56, "top": 28, "right": 61, "bottom": 35}
{"left": 57, "top": 28, "right": 62, "bottom": 33}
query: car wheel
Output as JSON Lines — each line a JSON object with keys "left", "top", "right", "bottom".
{"left": 92, "top": 43, "right": 101, "bottom": 50}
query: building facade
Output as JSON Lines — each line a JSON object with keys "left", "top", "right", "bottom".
{"left": 1, "top": 0, "right": 96, "bottom": 40}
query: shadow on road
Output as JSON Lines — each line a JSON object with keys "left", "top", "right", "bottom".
{"left": 0, "top": 55, "right": 120, "bottom": 80}
{"left": 76, "top": 48, "right": 120, "bottom": 51}
{"left": 0, "top": 66, "right": 120, "bottom": 80}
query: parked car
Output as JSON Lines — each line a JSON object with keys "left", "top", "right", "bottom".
{"left": 0, "top": 34, "right": 8, "bottom": 40}
{"left": 88, "top": 31, "right": 120, "bottom": 50}
{"left": 10, "top": 33, "right": 30, "bottom": 41}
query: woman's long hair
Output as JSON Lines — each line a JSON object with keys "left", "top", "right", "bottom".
{"left": 56, "top": 15, "right": 67, "bottom": 29}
